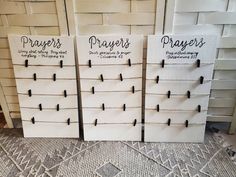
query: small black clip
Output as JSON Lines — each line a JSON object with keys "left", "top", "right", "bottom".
{"left": 200, "top": 76, "right": 204, "bottom": 84}
{"left": 156, "top": 104, "right": 160, "bottom": 112}
{"left": 60, "top": 60, "right": 63, "bottom": 68}
{"left": 28, "top": 89, "right": 32, "bottom": 97}
{"left": 88, "top": 60, "right": 92, "bottom": 68}
{"left": 56, "top": 104, "right": 59, "bottom": 111}
{"left": 196, "top": 59, "right": 200, "bottom": 68}
{"left": 100, "top": 74, "right": 104, "bottom": 82}
{"left": 167, "top": 90, "right": 171, "bottom": 98}
{"left": 94, "top": 119, "right": 97, "bottom": 126}
{"left": 185, "top": 120, "right": 189, "bottom": 127}
{"left": 197, "top": 105, "right": 201, "bottom": 112}
{"left": 132, "top": 86, "right": 135, "bottom": 94}
{"left": 128, "top": 59, "right": 131, "bottom": 67}
{"left": 64, "top": 90, "right": 67, "bottom": 97}
{"left": 67, "top": 118, "right": 70, "bottom": 125}
{"left": 123, "top": 104, "right": 126, "bottom": 111}
{"left": 102, "top": 103, "right": 105, "bottom": 111}
{"left": 156, "top": 76, "right": 159, "bottom": 84}
{"left": 167, "top": 118, "right": 171, "bottom": 126}
{"left": 120, "top": 73, "right": 123, "bottom": 81}
{"left": 31, "top": 117, "right": 35, "bottom": 124}
{"left": 133, "top": 119, "right": 137, "bottom": 126}
{"left": 33, "top": 73, "right": 37, "bottom": 81}
{"left": 39, "top": 104, "right": 42, "bottom": 111}
{"left": 25, "top": 60, "right": 28, "bottom": 67}
{"left": 187, "top": 90, "right": 191, "bottom": 99}
{"left": 92, "top": 86, "right": 95, "bottom": 94}
{"left": 53, "top": 73, "right": 56, "bottom": 81}
{"left": 161, "top": 59, "right": 165, "bottom": 68}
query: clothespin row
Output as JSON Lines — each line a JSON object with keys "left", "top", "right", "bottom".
{"left": 36, "top": 103, "right": 63, "bottom": 111}
{"left": 30, "top": 117, "right": 71, "bottom": 125}
{"left": 156, "top": 104, "right": 202, "bottom": 112}
{"left": 88, "top": 59, "right": 132, "bottom": 68}
{"left": 93, "top": 119, "right": 137, "bottom": 126}
{"left": 166, "top": 118, "right": 189, "bottom": 127}
{"left": 90, "top": 86, "right": 136, "bottom": 94}
{"left": 156, "top": 75, "right": 205, "bottom": 84}
{"left": 25, "top": 60, "right": 64, "bottom": 68}
{"left": 28, "top": 89, "right": 68, "bottom": 97}
{"left": 160, "top": 59, "right": 202, "bottom": 68}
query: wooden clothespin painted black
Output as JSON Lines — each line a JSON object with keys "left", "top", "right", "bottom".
{"left": 92, "top": 86, "right": 95, "bottom": 94}
{"left": 100, "top": 74, "right": 104, "bottom": 82}
{"left": 187, "top": 90, "right": 191, "bottom": 99}
{"left": 31, "top": 117, "right": 35, "bottom": 124}
{"left": 56, "top": 104, "right": 59, "bottom": 111}
{"left": 120, "top": 73, "right": 123, "bottom": 81}
{"left": 60, "top": 60, "right": 63, "bottom": 68}
{"left": 33, "top": 73, "right": 37, "bottom": 81}
{"left": 25, "top": 60, "right": 28, "bottom": 67}
{"left": 28, "top": 89, "right": 32, "bottom": 97}
{"left": 200, "top": 76, "right": 204, "bottom": 84}
{"left": 156, "top": 104, "right": 160, "bottom": 112}
{"left": 132, "top": 86, "right": 135, "bottom": 94}
{"left": 67, "top": 118, "right": 70, "bottom": 125}
{"left": 39, "top": 104, "right": 42, "bottom": 111}
{"left": 94, "top": 119, "right": 97, "bottom": 126}
{"left": 88, "top": 60, "right": 92, "bottom": 68}
{"left": 123, "top": 104, "right": 126, "bottom": 111}
{"left": 197, "top": 105, "right": 201, "bottom": 112}
{"left": 133, "top": 119, "right": 137, "bottom": 126}
{"left": 64, "top": 90, "right": 67, "bottom": 97}
{"left": 53, "top": 73, "right": 56, "bottom": 81}
{"left": 161, "top": 59, "right": 165, "bottom": 68}
{"left": 128, "top": 59, "right": 131, "bottom": 67}
{"left": 102, "top": 103, "right": 105, "bottom": 111}
{"left": 185, "top": 120, "right": 189, "bottom": 127}
{"left": 196, "top": 59, "right": 200, "bottom": 68}
{"left": 167, "top": 118, "right": 171, "bottom": 126}
{"left": 156, "top": 76, "right": 159, "bottom": 84}
{"left": 167, "top": 90, "right": 171, "bottom": 98}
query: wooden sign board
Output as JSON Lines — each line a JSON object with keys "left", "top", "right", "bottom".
{"left": 77, "top": 35, "right": 143, "bottom": 141}
{"left": 8, "top": 35, "right": 79, "bottom": 138}
{"left": 145, "top": 35, "right": 217, "bottom": 142}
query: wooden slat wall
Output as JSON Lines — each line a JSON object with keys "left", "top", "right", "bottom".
{"left": 167, "top": 0, "right": 236, "bottom": 132}
{"left": 0, "top": 0, "right": 67, "bottom": 123}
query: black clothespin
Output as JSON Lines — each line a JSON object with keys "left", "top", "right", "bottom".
{"left": 156, "top": 104, "right": 160, "bottom": 112}
{"left": 64, "top": 90, "right": 67, "bottom": 97}
{"left": 92, "top": 86, "right": 95, "bottom": 94}
{"left": 161, "top": 59, "right": 165, "bottom": 68}
{"left": 196, "top": 59, "right": 200, "bottom": 68}
{"left": 33, "top": 73, "right": 37, "bottom": 81}
{"left": 197, "top": 105, "right": 201, "bottom": 112}
{"left": 56, "top": 104, "right": 59, "bottom": 111}
{"left": 133, "top": 119, "right": 137, "bottom": 126}
{"left": 102, "top": 103, "right": 105, "bottom": 111}
{"left": 156, "top": 76, "right": 159, "bottom": 84}
{"left": 167, "top": 118, "right": 171, "bottom": 126}
{"left": 167, "top": 90, "right": 171, "bottom": 98}
{"left": 123, "top": 104, "right": 126, "bottom": 111}
{"left": 31, "top": 117, "right": 35, "bottom": 124}
{"left": 185, "top": 120, "right": 189, "bottom": 127}
{"left": 94, "top": 119, "right": 97, "bottom": 126}
{"left": 53, "top": 73, "right": 56, "bottom": 81}
{"left": 39, "top": 104, "right": 42, "bottom": 111}
{"left": 128, "top": 59, "right": 131, "bottom": 67}
{"left": 120, "top": 73, "right": 123, "bottom": 81}
{"left": 60, "top": 60, "right": 63, "bottom": 68}
{"left": 132, "top": 86, "right": 135, "bottom": 94}
{"left": 88, "top": 60, "right": 92, "bottom": 68}
{"left": 200, "top": 76, "right": 204, "bottom": 84}
{"left": 67, "top": 118, "right": 70, "bottom": 125}
{"left": 25, "top": 60, "right": 28, "bottom": 67}
{"left": 187, "top": 90, "right": 191, "bottom": 99}
{"left": 28, "top": 89, "right": 32, "bottom": 97}
{"left": 100, "top": 74, "right": 104, "bottom": 82}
